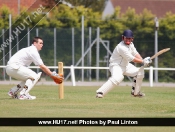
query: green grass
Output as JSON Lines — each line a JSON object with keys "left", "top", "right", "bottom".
{"left": 0, "top": 85, "right": 175, "bottom": 132}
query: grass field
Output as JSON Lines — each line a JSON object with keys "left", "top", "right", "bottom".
{"left": 0, "top": 84, "right": 175, "bottom": 132}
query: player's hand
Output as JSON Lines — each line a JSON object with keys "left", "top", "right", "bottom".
{"left": 142, "top": 57, "right": 152, "bottom": 67}
{"left": 50, "top": 71, "right": 64, "bottom": 84}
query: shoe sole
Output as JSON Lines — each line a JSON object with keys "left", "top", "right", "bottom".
{"left": 96, "top": 95, "right": 103, "bottom": 98}
{"left": 8, "top": 93, "right": 13, "bottom": 97}
{"left": 19, "top": 98, "right": 36, "bottom": 100}
{"left": 131, "top": 92, "right": 145, "bottom": 98}
{"left": 19, "top": 96, "right": 36, "bottom": 100}
{"left": 131, "top": 95, "right": 145, "bottom": 98}
{"left": 8, "top": 93, "right": 18, "bottom": 99}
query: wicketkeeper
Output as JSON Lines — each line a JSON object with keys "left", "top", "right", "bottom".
{"left": 96, "top": 29, "right": 152, "bottom": 98}
{"left": 6, "top": 37, "right": 63, "bottom": 100}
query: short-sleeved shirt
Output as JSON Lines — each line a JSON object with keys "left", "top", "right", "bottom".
{"left": 7, "top": 45, "right": 44, "bottom": 67}
{"left": 109, "top": 41, "right": 138, "bottom": 66}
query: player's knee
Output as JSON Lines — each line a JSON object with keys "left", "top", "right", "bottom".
{"left": 109, "top": 75, "right": 124, "bottom": 85}
{"left": 27, "top": 72, "right": 38, "bottom": 81}
{"left": 24, "top": 73, "right": 38, "bottom": 86}
{"left": 137, "top": 74, "right": 144, "bottom": 79}
{"left": 137, "top": 70, "right": 144, "bottom": 79}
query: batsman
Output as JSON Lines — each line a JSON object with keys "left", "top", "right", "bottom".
{"left": 6, "top": 37, "right": 64, "bottom": 100}
{"left": 96, "top": 29, "right": 152, "bottom": 98}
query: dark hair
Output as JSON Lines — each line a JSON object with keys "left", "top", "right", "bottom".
{"left": 32, "top": 37, "right": 43, "bottom": 43}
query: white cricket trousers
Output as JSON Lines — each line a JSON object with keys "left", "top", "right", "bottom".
{"left": 96, "top": 63, "right": 143, "bottom": 96}
{"left": 6, "top": 64, "right": 37, "bottom": 81}
{"left": 109, "top": 63, "right": 140, "bottom": 85}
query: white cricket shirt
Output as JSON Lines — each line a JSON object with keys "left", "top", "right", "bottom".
{"left": 8, "top": 45, "right": 44, "bottom": 67}
{"left": 109, "top": 41, "right": 138, "bottom": 66}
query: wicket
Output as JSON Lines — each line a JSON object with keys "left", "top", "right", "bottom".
{"left": 58, "top": 62, "right": 64, "bottom": 99}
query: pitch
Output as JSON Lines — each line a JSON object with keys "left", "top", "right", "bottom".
{"left": 0, "top": 85, "right": 175, "bottom": 132}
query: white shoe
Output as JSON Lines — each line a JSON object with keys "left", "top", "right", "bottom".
{"left": 8, "top": 89, "right": 18, "bottom": 99}
{"left": 26, "top": 93, "right": 36, "bottom": 99}
{"left": 8, "top": 90, "right": 14, "bottom": 97}
{"left": 96, "top": 92, "right": 103, "bottom": 98}
{"left": 19, "top": 93, "right": 36, "bottom": 100}
{"left": 131, "top": 91, "right": 145, "bottom": 98}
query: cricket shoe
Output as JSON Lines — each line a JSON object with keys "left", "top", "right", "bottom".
{"left": 96, "top": 92, "right": 103, "bottom": 98}
{"left": 8, "top": 89, "right": 18, "bottom": 99}
{"left": 131, "top": 91, "right": 145, "bottom": 98}
{"left": 19, "top": 93, "right": 36, "bottom": 100}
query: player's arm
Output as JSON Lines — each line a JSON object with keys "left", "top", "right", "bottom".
{"left": 39, "top": 64, "right": 64, "bottom": 84}
{"left": 132, "top": 54, "right": 152, "bottom": 67}
{"left": 132, "top": 53, "right": 143, "bottom": 64}
{"left": 120, "top": 48, "right": 143, "bottom": 64}
{"left": 31, "top": 51, "right": 63, "bottom": 84}
{"left": 39, "top": 64, "right": 52, "bottom": 76}
{"left": 31, "top": 52, "right": 53, "bottom": 76}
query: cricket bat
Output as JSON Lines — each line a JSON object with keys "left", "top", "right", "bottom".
{"left": 150, "top": 48, "right": 170, "bottom": 60}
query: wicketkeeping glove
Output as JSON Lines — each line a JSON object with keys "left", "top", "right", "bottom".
{"left": 142, "top": 57, "right": 152, "bottom": 67}
{"left": 50, "top": 71, "right": 64, "bottom": 84}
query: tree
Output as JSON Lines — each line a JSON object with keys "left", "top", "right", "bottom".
{"left": 0, "top": 5, "right": 14, "bottom": 29}
{"left": 48, "top": 4, "right": 101, "bottom": 28}
{"left": 42, "top": 0, "right": 106, "bottom": 12}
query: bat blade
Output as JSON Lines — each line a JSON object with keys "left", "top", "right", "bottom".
{"left": 150, "top": 48, "right": 170, "bottom": 60}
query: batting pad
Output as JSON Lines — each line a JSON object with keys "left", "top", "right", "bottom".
{"left": 134, "top": 67, "right": 144, "bottom": 95}
{"left": 96, "top": 80, "right": 116, "bottom": 96}
{"left": 24, "top": 72, "right": 42, "bottom": 94}
{"left": 20, "top": 72, "right": 42, "bottom": 95}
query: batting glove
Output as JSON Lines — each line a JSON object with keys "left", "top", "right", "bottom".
{"left": 142, "top": 57, "right": 152, "bottom": 67}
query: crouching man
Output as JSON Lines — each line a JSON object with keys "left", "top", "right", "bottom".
{"left": 6, "top": 37, "right": 63, "bottom": 100}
